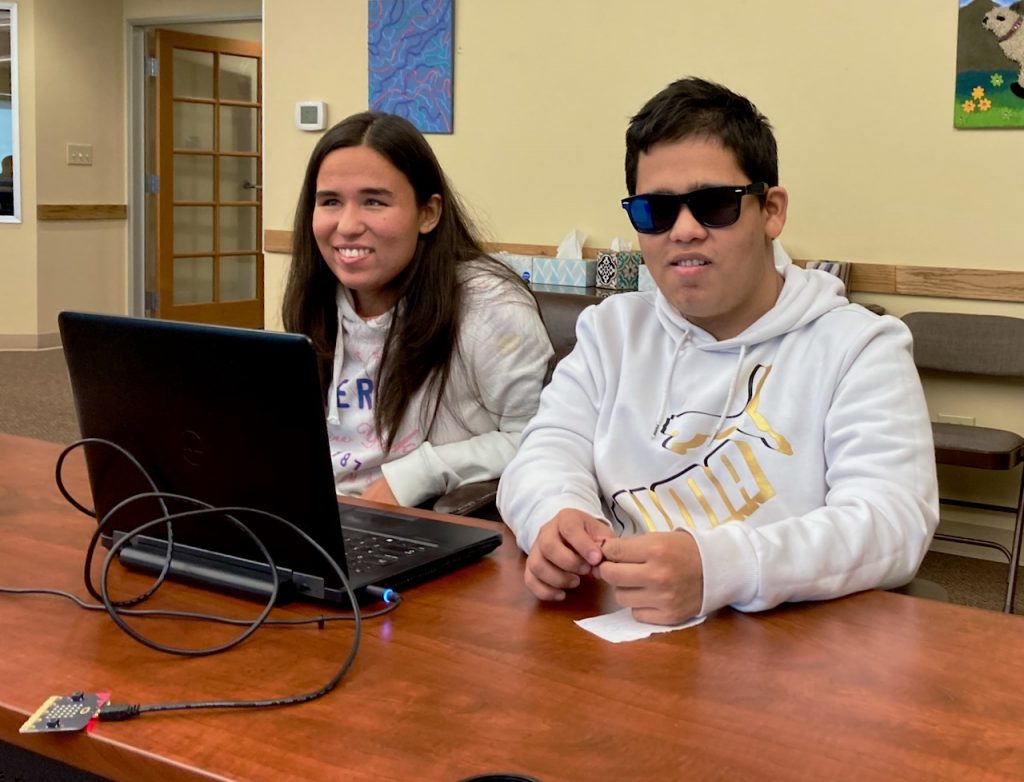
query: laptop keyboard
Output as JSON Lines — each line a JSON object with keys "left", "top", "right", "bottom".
{"left": 342, "top": 527, "right": 431, "bottom": 575}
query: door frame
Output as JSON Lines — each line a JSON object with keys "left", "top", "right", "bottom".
{"left": 127, "top": 13, "right": 262, "bottom": 319}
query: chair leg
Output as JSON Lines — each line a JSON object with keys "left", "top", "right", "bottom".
{"left": 1003, "top": 473, "right": 1024, "bottom": 613}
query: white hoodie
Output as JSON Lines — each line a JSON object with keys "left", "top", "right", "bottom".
{"left": 497, "top": 249, "right": 939, "bottom": 616}
{"left": 326, "top": 266, "right": 553, "bottom": 507}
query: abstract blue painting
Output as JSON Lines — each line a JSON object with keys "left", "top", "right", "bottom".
{"left": 368, "top": 0, "right": 454, "bottom": 134}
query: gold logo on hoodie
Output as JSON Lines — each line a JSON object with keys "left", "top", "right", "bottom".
{"left": 611, "top": 364, "right": 790, "bottom": 533}
{"left": 659, "top": 364, "right": 792, "bottom": 457}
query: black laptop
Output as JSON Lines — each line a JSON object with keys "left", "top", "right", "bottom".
{"left": 57, "top": 311, "right": 502, "bottom": 606}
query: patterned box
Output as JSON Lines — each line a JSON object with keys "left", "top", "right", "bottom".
{"left": 531, "top": 256, "right": 596, "bottom": 288}
{"left": 493, "top": 251, "right": 534, "bottom": 283}
{"left": 596, "top": 250, "right": 641, "bottom": 290}
{"left": 638, "top": 264, "right": 656, "bottom": 292}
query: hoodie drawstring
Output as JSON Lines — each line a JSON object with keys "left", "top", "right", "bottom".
{"left": 326, "top": 287, "right": 347, "bottom": 425}
{"left": 651, "top": 338, "right": 748, "bottom": 462}
{"left": 705, "top": 344, "right": 747, "bottom": 455}
{"left": 652, "top": 331, "right": 691, "bottom": 438}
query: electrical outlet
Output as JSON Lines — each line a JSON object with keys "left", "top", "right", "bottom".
{"left": 66, "top": 143, "right": 93, "bottom": 166}
{"left": 937, "top": 414, "right": 975, "bottom": 426}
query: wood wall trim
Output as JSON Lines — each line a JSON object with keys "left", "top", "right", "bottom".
{"left": 895, "top": 266, "right": 1024, "bottom": 303}
{"left": 262, "top": 234, "right": 601, "bottom": 259}
{"left": 482, "top": 242, "right": 600, "bottom": 259}
{"left": 261, "top": 228, "right": 1024, "bottom": 304}
{"left": 264, "top": 228, "right": 292, "bottom": 254}
{"left": 849, "top": 263, "right": 897, "bottom": 294}
{"left": 37, "top": 204, "right": 128, "bottom": 221}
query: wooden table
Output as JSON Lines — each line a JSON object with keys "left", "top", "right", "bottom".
{"left": 1, "top": 432, "right": 1023, "bottom": 781}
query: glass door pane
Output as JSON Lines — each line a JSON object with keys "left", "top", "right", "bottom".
{"left": 173, "top": 257, "right": 214, "bottom": 305}
{"left": 220, "top": 255, "right": 258, "bottom": 302}
{"left": 173, "top": 48, "right": 214, "bottom": 98}
{"left": 219, "top": 54, "right": 258, "bottom": 102}
{"left": 173, "top": 154, "right": 213, "bottom": 201}
{"left": 219, "top": 205, "right": 257, "bottom": 252}
{"left": 220, "top": 156, "right": 258, "bottom": 201}
{"left": 219, "top": 105, "right": 258, "bottom": 153}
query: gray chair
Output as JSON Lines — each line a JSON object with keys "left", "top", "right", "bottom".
{"left": 902, "top": 311, "right": 1024, "bottom": 613}
{"left": 431, "top": 289, "right": 603, "bottom": 518}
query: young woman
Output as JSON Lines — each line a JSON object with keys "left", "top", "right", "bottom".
{"left": 283, "top": 111, "right": 552, "bottom": 508}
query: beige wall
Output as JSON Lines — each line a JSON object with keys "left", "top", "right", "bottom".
{"left": 4, "top": 0, "right": 1019, "bottom": 340}
{"left": 263, "top": 1, "right": 1020, "bottom": 286}
{"left": 0, "top": 0, "right": 129, "bottom": 346}
{"left": 0, "top": 0, "right": 37, "bottom": 345}
{"left": 123, "top": 0, "right": 260, "bottom": 22}
{"left": 34, "top": 0, "right": 126, "bottom": 343}
{"left": 0, "top": 0, "right": 261, "bottom": 346}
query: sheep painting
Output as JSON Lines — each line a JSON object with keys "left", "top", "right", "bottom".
{"left": 956, "top": 0, "right": 1024, "bottom": 127}
{"left": 982, "top": 2, "right": 1024, "bottom": 98}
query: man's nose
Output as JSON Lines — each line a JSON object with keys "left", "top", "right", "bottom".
{"left": 667, "top": 203, "right": 708, "bottom": 242}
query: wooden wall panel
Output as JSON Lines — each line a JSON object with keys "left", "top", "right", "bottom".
{"left": 37, "top": 204, "right": 127, "bottom": 221}
{"left": 262, "top": 229, "right": 1024, "bottom": 304}
{"left": 896, "top": 266, "right": 1024, "bottom": 303}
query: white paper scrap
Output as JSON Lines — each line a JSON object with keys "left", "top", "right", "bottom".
{"left": 575, "top": 607, "right": 705, "bottom": 643}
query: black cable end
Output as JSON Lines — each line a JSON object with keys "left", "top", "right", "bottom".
{"left": 99, "top": 703, "right": 141, "bottom": 722}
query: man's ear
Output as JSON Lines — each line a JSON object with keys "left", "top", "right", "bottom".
{"left": 762, "top": 186, "right": 788, "bottom": 239}
{"left": 419, "top": 194, "right": 442, "bottom": 234}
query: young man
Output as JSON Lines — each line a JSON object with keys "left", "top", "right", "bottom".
{"left": 496, "top": 77, "right": 938, "bottom": 625}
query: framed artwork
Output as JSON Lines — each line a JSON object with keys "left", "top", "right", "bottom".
{"left": 955, "top": 0, "right": 1024, "bottom": 128}
{"left": 368, "top": 0, "right": 454, "bottom": 134}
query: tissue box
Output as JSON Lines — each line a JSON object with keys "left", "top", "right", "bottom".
{"left": 532, "top": 256, "right": 596, "bottom": 288}
{"left": 638, "top": 264, "right": 656, "bottom": 292}
{"left": 493, "top": 252, "right": 534, "bottom": 283}
{"left": 596, "top": 250, "right": 641, "bottom": 291}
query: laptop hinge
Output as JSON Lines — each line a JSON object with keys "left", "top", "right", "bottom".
{"left": 116, "top": 534, "right": 301, "bottom": 605}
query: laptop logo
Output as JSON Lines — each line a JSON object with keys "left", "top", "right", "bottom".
{"left": 181, "top": 429, "right": 205, "bottom": 467}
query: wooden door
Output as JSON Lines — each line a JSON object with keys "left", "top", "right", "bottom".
{"left": 153, "top": 29, "right": 263, "bottom": 327}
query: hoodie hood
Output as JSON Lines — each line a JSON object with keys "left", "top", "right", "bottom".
{"left": 653, "top": 241, "right": 849, "bottom": 353}
{"left": 326, "top": 285, "right": 393, "bottom": 424}
{"left": 649, "top": 240, "right": 849, "bottom": 446}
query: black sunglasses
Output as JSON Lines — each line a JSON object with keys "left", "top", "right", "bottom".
{"left": 621, "top": 182, "right": 769, "bottom": 234}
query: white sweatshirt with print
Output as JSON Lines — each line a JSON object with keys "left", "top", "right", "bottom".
{"left": 497, "top": 248, "right": 939, "bottom": 616}
{"left": 327, "top": 266, "right": 553, "bottom": 507}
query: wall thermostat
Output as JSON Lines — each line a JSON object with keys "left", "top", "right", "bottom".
{"left": 295, "top": 101, "right": 327, "bottom": 131}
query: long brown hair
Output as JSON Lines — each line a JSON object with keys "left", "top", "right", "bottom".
{"left": 282, "top": 111, "right": 528, "bottom": 452}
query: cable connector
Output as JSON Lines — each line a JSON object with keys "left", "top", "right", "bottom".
{"left": 99, "top": 703, "right": 141, "bottom": 722}
{"left": 364, "top": 585, "right": 399, "bottom": 604}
